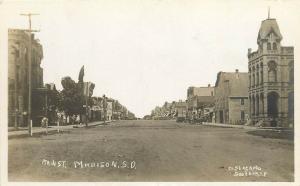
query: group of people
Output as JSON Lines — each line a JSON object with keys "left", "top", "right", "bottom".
{"left": 57, "top": 112, "right": 81, "bottom": 125}
{"left": 40, "top": 112, "right": 83, "bottom": 135}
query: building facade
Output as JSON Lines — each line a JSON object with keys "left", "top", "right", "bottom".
{"left": 106, "top": 100, "right": 113, "bottom": 121}
{"left": 175, "top": 100, "right": 187, "bottom": 122}
{"left": 214, "top": 70, "right": 249, "bottom": 124}
{"left": 8, "top": 29, "right": 44, "bottom": 127}
{"left": 186, "top": 85, "right": 215, "bottom": 122}
{"left": 248, "top": 17, "right": 294, "bottom": 127}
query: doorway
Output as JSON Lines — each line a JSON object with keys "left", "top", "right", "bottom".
{"left": 219, "top": 111, "right": 224, "bottom": 123}
{"left": 267, "top": 92, "right": 279, "bottom": 127}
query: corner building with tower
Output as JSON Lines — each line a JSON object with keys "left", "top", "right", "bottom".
{"left": 248, "top": 17, "right": 294, "bottom": 127}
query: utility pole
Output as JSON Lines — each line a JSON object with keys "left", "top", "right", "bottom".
{"left": 12, "top": 44, "right": 20, "bottom": 130}
{"left": 85, "top": 83, "right": 88, "bottom": 127}
{"left": 20, "top": 13, "right": 39, "bottom": 136}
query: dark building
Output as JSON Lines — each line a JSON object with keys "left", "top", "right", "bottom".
{"left": 8, "top": 29, "right": 44, "bottom": 127}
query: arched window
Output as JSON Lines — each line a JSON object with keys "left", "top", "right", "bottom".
{"left": 252, "top": 73, "right": 255, "bottom": 87}
{"left": 260, "top": 93, "right": 264, "bottom": 115}
{"left": 256, "top": 94, "right": 260, "bottom": 115}
{"left": 249, "top": 68, "right": 251, "bottom": 87}
{"left": 252, "top": 67, "right": 255, "bottom": 87}
{"left": 249, "top": 96, "right": 252, "bottom": 115}
{"left": 260, "top": 62, "right": 264, "bottom": 84}
{"left": 267, "top": 43, "right": 271, "bottom": 50}
{"left": 256, "top": 72, "right": 259, "bottom": 86}
{"left": 289, "top": 61, "right": 294, "bottom": 84}
{"left": 252, "top": 96, "right": 256, "bottom": 116}
{"left": 273, "top": 43, "right": 277, "bottom": 50}
{"left": 268, "top": 61, "right": 277, "bottom": 82}
{"left": 260, "top": 71, "right": 263, "bottom": 84}
{"left": 249, "top": 75, "right": 251, "bottom": 88}
{"left": 256, "top": 65, "right": 259, "bottom": 86}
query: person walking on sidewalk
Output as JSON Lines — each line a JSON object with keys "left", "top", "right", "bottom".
{"left": 41, "top": 116, "right": 49, "bottom": 135}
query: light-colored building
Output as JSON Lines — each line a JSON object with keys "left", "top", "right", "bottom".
{"left": 214, "top": 70, "right": 249, "bottom": 124}
{"left": 175, "top": 100, "right": 187, "bottom": 122}
{"left": 8, "top": 29, "right": 44, "bottom": 127}
{"left": 106, "top": 100, "right": 113, "bottom": 121}
{"left": 248, "top": 16, "right": 294, "bottom": 127}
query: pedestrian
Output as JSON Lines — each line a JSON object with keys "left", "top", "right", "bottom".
{"left": 71, "top": 115, "right": 75, "bottom": 124}
{"left": 41, "top": 116, "right": 49, "bottom": 135}
{"left": 76, "top": 115, "right": 80, "bottom": 124}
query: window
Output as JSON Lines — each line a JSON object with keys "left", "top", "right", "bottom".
{"left": 15, "top": 49, "right": 20, "bottom": 58}
{"left": 249, "top": 75, "right": 251, "bottom": 87}
{"left": 256, "top": 72, "right": 259, "bottom": 86}
{"left": 260, "top": 62, "right": 264, "bottom": 84}
{"left": 268, "top": 61, "right": 277, "bottom": 82}
{"left": 241, "top": 98, "right": 244, "bottom": 105}
{"left": 273, "top": 43, "right": 277, "bottom": 50}
{"left": 267, "top": 43, "right": 271, "bottom": 50}
{"left": 289, "top": 61, "right": 294, "bottom": 84}
{"left": 261, "top": 71, "right": 263, "bottom": 84}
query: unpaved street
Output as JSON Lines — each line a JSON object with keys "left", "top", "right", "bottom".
{"left": 8, "top": 120, "right": 294, "bottom": 181}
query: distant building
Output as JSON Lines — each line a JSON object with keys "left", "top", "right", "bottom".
{"left": 248, "top": 17, "right": 294, "bottom": 127}
{"left": 32, "top": 83, "right": 59, "bottom": 125}
{"left": 8, "top": 29, "right": 44, "bottom": 127}
{"left": 143, "top": 115, "right": 152, "bottom": 120}
{"left": 175, "top": 100, "right": 187, "bottom": 122}
{"left": 90, "top": 97, "right": 103, "bottom": 121}
{"left": 214, "top": 70, "right": 249, "bottom": 124}
{"left": 195, "top": 96, "right": 215, "bottom": 122}
{"left": 106, "top": 99, "right": 113, "bottom": 121}
{"left": 112, "top": 100, "right": 122, "bottom": 120}
{"left": 186, "top": 85, "right": 215, "bottom": 122}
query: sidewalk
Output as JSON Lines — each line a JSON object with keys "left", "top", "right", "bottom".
{"left": 202, "top": 122, "right": 258, "bottom": 130}
{"left": 8, "top": 120, "right": 114, "bottom": 139}
{"left": 201, "top": 122, "right": 293, "bottom": 131}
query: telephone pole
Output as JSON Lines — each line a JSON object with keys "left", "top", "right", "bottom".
{"left": 85, "top": 82, "right": 89, "bottom": 127}
{"left": 20, "top": 13, "right": 40, "bottom": 136}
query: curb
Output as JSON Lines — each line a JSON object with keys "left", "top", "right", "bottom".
{"left": 8, "top": 120, "right": 114, "bottom": 139}
{"left": 202, "top": 122, "right": 257, "bottom": 130}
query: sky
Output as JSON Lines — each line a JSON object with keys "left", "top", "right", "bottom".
{"left": 1, "top": 0, "right": 299, "bottom": 118}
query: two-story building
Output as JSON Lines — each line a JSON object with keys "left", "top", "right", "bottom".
{"left": 214, "top": 70, "right": 249, "bottom": 124}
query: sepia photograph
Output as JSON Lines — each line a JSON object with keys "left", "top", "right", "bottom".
{"left": 0, "top": 0, "right": 299, "bottom": 185}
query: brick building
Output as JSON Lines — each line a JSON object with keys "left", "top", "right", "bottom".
{"left": 248, "top": 17, "right": 294, "bottom": 127}
{"left": 214, "top": 70, "right": 249, "bottom": 124}
{"left": 8, "top": 29, "right": 44, "bottom": 127}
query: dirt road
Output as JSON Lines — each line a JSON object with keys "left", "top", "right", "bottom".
{"left": 8, "top": 120, "right": 294, "bottom": 181}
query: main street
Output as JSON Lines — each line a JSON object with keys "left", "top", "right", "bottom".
{"left": 8, "top": 120, "right": 293, "bottom": 182}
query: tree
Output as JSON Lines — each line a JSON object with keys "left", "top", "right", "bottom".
{"left": 60, "top": 76, "right": 85, "bottom": 116}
